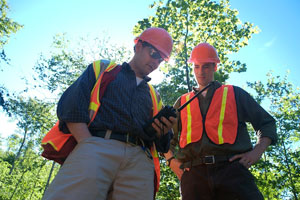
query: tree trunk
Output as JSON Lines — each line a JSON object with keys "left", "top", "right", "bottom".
{"left": 9, "top": 169, "right": 27, "bottom": 200}
{"left": 29, "top": 159, "right": 47, "bottom": 199}
{"left": 280, "top": 126, "right": 298, "bottom": 200}
{"left": 9, "top": 126, "right": 28, "bottom": 175}
{"left": 183, "top": 12, "right": 192, "bottom": 92}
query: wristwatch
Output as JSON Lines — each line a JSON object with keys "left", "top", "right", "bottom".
{"left": 166, "top": 156, "right": 175, "bottom": 167}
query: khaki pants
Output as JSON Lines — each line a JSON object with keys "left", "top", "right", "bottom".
{"left": 42, "top": 136, "right": 154, "bottom": 200}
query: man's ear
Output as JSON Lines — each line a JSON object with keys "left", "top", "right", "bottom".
{"left": 135, "top": 41, "right": 143, "bottom": 53}
{"left": 214, "top": 64, "right": 218, "bottom": 72}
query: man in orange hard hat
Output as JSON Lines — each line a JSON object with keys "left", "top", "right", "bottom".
{"left": 164, "top": 43, "right": 277, "bottom": 199}
{"left": 42, "top": 27, "right": 176, "bottom": 200}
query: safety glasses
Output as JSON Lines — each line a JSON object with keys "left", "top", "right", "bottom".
{"left": 142, "top": 42, "right": 163, "bottom": 62}
{"left": 148, "top": 46, "right": 163, "bottom": 62}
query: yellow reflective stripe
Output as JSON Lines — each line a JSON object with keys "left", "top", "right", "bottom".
{"left": 152, "top": 147, "right": 159, "bottom": 158}
{"left": 148, "top": 83, "right": 159, "bottom": 115}
{"left": 41, "top": 140, "right": 58, "bottom": 151}
{"left": 95, "top": 75, "right": 102, "bottom": 104}
{"left": 88, "top": 102, "right": 98, "bottom": 111}
{"left": 157, "top": 99, "right": 162, "bottom": 111}
{"left": 91, "top": 60, "right": 101, "bottom": 97}
{"left": 93, "top": 60, "right": 101, "bottom": 78}
{"left": 148, "top": 84, "right": 157, "bottom": 104}
{"left": 105, "top": 61, "right": 116, "bottom": 72}
{"left": 90, "top": 61, "right": 117, "bottom": 105}
{"left": 186, "top": 94, "right": 192, "bottom": 145}
{"left": 217, "top": 87, "right": 228, "bottom": 144}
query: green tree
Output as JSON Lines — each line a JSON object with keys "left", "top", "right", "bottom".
{"left": 248, "top": 72, "right": 300, "bottom": 200}
{"left": 0, "top": 0, "right": 23, "bottom": 128}
{"left": 0, "top": 93, "right": 56, "bottom": 199}
{"left": 134, "top": 0, "right": 259, "bottom": 105}
{"left": 0, "top": 144, "right": 58, "bottom": 200}
{"left": 34, "top": 33, "right": 132, "bottom": 96}
{"left": 0, "top": 0, "right": 23, "bottom": 65}
{"left": 3, "top": 95, "right": 55, "bottom": 174}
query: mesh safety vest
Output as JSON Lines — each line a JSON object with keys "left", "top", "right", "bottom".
{"left": 180, "top": 85, "right": 238, "bottom": 148}
{"left": 41, "top": 60, "right": 163, "bottom": 193}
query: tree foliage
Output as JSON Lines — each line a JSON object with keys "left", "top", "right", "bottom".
{"left": 33, "top": 33, "right": 132, "bottom": 96}
{"left": 248, "top": 72, "right": 300, "bottom": 200}
{"left": 133, "top": 0, "right": 259, "bottom": 105}
{"left": 0, "top": 94, "right": 59, "bottom": 200}
{"left": 0, "top": 0, "right": 23, "bottom": 65}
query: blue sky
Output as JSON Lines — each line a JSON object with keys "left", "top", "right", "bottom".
{"left": 1, "top": 0, "right": 300, "bottom": 139}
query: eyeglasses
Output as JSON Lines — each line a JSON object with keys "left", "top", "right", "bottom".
{"left": 142, "top": 42, "right": 164, "bottom": 62}
{"left": 149, "top": 47, "right": 163, "bottom": 62}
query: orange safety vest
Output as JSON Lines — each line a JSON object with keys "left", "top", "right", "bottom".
{"left": 180, "top": 85, "right": 238, "bottom": 148}
{"left": 148, "top": 83, "right": 162, "bottom": 194}
{"left": 41, "top": 60, "right": 163, "bottom": 193}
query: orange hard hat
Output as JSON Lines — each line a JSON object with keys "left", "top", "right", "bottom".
{"left": 134, "top": 27, "right": 173, "bottom": 61}
{"left": 188, "top": 43, "right": 220, "bottom": 64}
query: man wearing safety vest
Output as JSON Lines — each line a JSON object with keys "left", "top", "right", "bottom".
{"left": 164, "top": 43, "right": 277, "bottom": 200}
{"left": 42, "top": 27, "right": 176, "bottom": 200}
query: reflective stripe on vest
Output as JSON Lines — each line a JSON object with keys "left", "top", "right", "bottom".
{"left": 205, "top": 85, "right": 238, "bottom": 144}
{"left": 148, "top": 83, "right": 162, "bottom": 193}
{"left": 179, "top": 92, "right": 203, "bottom": 148}
{"left": 41, "top": 60, "right": 117, "bottom": 151}
{"left": 88, "top": 60, "right": 117, "bottom": 124}
{"left": 180, "top": 85, "right": 238, "bottom": 148}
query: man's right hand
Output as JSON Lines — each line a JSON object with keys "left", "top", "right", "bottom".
{"left": 169, "top": 158, "right": 184, "bottom": 180}
{"left": 66, "top": 122, "right": 92, "bottom": 143}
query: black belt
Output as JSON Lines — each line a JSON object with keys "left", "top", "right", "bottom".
{"left": 91, "top": 130, "right": 143, "bottom": 146}
{"left": 180, "top": 155, "right": 232, "bottom": 169}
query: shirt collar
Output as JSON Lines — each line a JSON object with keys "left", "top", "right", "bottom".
{"left": 192, "top": 80, "right": 222, "bottom": 93}
{"left": 123, "top": 62, "right": 151, "bottom": 82}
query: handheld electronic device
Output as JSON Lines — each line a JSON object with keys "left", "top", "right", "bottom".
{"left": 143, "top": 82, "right": 213, "bottom": 137}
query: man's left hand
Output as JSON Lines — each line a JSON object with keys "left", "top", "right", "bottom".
{"left": 229, "top": 150, "right": 261, "bottom": 169}
{"left": 152, "top": 117, "right": 176, "bottom": 137}
{"left": 229, "top": 137, "right": 272, "bottom": 168}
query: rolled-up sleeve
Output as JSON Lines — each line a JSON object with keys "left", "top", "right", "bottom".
{"left": 57, "top": 64, "right": 96, "bottom": 132}
{"left": 235, "top": 86, "right": 277, "bottom": 145}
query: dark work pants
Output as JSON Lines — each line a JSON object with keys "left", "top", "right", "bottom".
{"left": 180, "top": 161, "right": 264, "bottom": 200}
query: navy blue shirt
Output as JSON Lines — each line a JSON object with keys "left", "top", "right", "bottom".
{"left": 57, "top": 62, "right": 171, "bottom": 152}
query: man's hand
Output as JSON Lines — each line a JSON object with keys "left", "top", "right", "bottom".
{"left": 229, "top": 137, "right": 271, "bottom": 168}
{"left": 164, "top": 151, "right": 184, "bottom": 180}
{"left": 169, "top": 158, "right": 184, "bottom": 180}
{"left": 229, "top": 150, "right": 262, "bottom": 169}
{"left": 152, "top": 116, "right": 176, "bottom": 137}
{"left": 67, "top": 122, "right": 92, "bottom": 143}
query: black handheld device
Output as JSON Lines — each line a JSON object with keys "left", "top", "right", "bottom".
{"left": 143, "top": 82, "right": 213, "bottom": 137}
